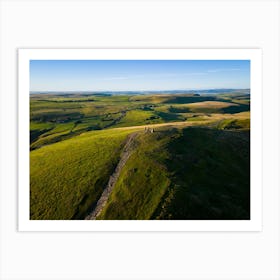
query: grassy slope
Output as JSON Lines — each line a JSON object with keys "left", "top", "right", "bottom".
{"left": 30, "top": 93, "right": 250, "bottom": 150}
{"left": 30, "top": 128, "right": 140, "bottom": 220}
{"left": 113, "top": 110, "right": 162, "bottom": 127}
{"left": 154, "top": 127, "right": 250, "bottom": 220}
{"left": 98, "top": 125, "right": 250, "bottom": 220}
{"left": 30, "top": 93, "right": 250, "bottom": 220}
{"left": 97, "top": 129, "right": 172, "bottom": 220}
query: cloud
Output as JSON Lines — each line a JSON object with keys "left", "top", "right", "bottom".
{"left": 207, "top": 68, "right": 240, "bottom": 73}
{"left": 183, "top": 72, "right": 207, "bottom": 76}
{"left": 160, "top": 72, "right": 207, "bottom": 77}
{"left": 102, "top": 76, "right": 129, "bottom": 80}
{"left": 101, "top": 69, "right": 239, "bottom": 81}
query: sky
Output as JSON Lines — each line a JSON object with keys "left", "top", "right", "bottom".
{"left": 30, "top": 60, "right": 250, "bottom": 91}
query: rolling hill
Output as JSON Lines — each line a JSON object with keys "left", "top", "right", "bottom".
{"left": 30, "top": 92, "right": 250, "bottom": 220}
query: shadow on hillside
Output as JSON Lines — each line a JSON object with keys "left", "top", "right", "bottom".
{"left": 153, "top": 127, "right": 250, "bottom": 220}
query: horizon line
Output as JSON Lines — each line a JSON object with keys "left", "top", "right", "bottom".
{"left": 30, "top": 88, "right": 250, "bottom": 93}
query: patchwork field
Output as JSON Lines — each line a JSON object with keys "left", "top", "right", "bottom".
{"left": 30, "top": 91, "right": 250, "bottom": 220}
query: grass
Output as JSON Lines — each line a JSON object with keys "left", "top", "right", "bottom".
{"left": 153, "top": 127, "right": 250, "bottom": 220}
{"left": 30, "top": 93, "right": 250, "bottom": 150}
{"left": 30, "top": 121, "right": 55, "bottom": 143}
{"left": 30, "top": 92, "right": 251, "bottom": 220}
{"left": 112, "top": 110, "right": 161, "bottom": 127}
{"left": 98, "top": 122, "right": 250, "bottom": 220}
{"left": 30, "top": 127, "right": 141, "bottom": 220}
{"left": 97, "top": 130, "right": 172, "bottom": 220}
{"left": 216, "top": 118, "right": 250, "bottom": 130}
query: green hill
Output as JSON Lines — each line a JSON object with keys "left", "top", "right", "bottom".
{"left": 30, "top": 93, "right": 250, "bottom": 150}
{"left": 30, "top": 93, "right": 250, "bottom": 220}
{"left": 30, "top": 120, "right": 250, "bottom": 220}
{"left": 30, "top": 127, "right": 140, "bottom": 219}
{"left": 97, "top": 126, "right": 250, "bottom": 220}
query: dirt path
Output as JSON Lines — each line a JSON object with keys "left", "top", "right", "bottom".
{"left": 85, "top": 132, "right": 138, "bottom": 220}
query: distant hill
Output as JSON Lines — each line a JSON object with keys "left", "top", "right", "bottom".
{"left": 30, "top": 88, "right": 250, "bottom": 96}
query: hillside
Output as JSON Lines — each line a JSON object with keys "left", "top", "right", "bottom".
{"left": 30, "top": 92, "right": 250, "bottom": 150}
{"left": 97, "top": 125, "right": 250, "bottom": 220}
{"left": 30, "top": 128, "right": 140, "bottom": 219}
{"left": 30, "top": 119, "right": 250, "bottom": 220}
{"left": 30, "top": 92, "right": 250, "bottom": 220}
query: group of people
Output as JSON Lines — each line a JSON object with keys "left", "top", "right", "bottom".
{"left": 144, "top": 127, "right": 154, "bottom": 133}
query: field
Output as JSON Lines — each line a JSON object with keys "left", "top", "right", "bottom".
{"left": 30, "top": 91, "right": 250, "bottom": 220}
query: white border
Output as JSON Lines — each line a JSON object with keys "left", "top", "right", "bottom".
{"left": 18, "top": 49, "right": 262, "bottom": 232}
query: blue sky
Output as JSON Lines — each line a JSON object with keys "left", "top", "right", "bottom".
{"left": 30, "top": 60, "right": 250, "bottom": 91}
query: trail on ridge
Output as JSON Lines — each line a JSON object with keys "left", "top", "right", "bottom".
{"left": 85, "top": 132, "right": 138, "bottom": 220}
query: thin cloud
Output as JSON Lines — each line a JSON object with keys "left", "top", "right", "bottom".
{"left": 183, "top": 72, "right": 207, "bottom": 76}
{"left": 207, "top": 68, "right": 240, "bottom": 73}
{"left": 101, "top": 69, "right": 239, "bottom": 81}
{"left": 102, "top": 76, "right": 129, "bottom": 80}
{"left": 161, "top": 72, "right": 207, "bottom": 77}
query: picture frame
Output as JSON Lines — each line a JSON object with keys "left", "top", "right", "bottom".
{"left": 1, "top": 1, "right": 279, "bottom": 280}
{"left": 19, "top": 48, "right": 262, "bottom": 232}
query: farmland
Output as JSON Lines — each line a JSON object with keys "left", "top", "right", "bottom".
{"left": 30, "top": 91, "right": 250, "bottom": 220}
